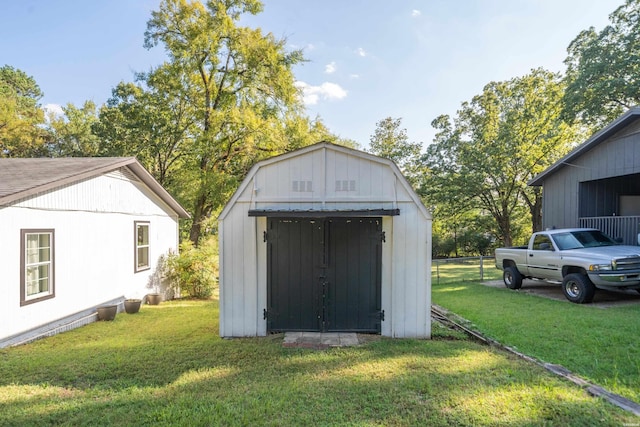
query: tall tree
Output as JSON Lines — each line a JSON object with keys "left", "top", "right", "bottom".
{"left": 144, "top": 0, "right": 306, "bottom": 244}
{"left": 94, "top": 68, "right": 196, "bottom": 187}
{"left": 47, "top": 101, "right": 101, "bottom": 157}
{"left": 368, "top": 117, "right": 422, "bottom": 186}
{"left": 422, "top": 69, "right": 578, "bottom": 246}
{"left": 0, "top": 65, "right": 48, "bottom": 157}
{"left": 563, "top": 0, "right": 640, "bottom": 127}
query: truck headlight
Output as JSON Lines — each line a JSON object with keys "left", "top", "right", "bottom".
{"left": 589, "top": 264, "right": 612, "bottom": 271}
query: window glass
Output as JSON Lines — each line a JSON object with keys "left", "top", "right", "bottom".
{"left": 532, "top": 234, "right": 553, "bottom": 250}
{"left": 21, "top": 230, "right": 54, "bottom": 305}
{"left": 135, "top": 222, "right": 150, "bottom": 271}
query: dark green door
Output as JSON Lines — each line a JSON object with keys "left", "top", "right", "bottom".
{"left": 267, "top": 217, "right": 382, "bottom": 333}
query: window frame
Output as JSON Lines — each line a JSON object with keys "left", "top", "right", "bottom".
{"left": 20, "top": 229, "right": 55, "bottom": 306}
{"left": 134, "top": 221, "right": 150, "bottom": 273}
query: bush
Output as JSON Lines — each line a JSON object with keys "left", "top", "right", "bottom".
{"left": 166, "top": 236, "right": 218, "bottom": 299}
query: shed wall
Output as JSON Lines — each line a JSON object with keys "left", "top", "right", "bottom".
{"left": 219, "top": 146, "right": 431, "bottom": 338}
{"left": 0, "top": 171, "right": 180, "bottom": 342}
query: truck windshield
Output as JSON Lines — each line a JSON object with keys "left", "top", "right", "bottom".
{"left": 551, "top": 230, "right": 618, "bottom": 250}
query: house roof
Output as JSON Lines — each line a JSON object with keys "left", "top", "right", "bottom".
{"left": 219, "top": 141, "right": 431, "bottom": 221}
{"left": 0, "top": 157, "right": 190, "bottom": 218}
{"left": 529, "top": 107, "right": 640, "bottom": 186}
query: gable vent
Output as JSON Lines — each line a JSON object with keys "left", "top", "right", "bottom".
{"left": 292, "top": 180, "right": 313, "bottom": 192}
{"left": 335, "top": 180, "right": 356, "bottom": 192}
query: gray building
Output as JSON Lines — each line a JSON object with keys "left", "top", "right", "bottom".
{"left": 530, "top": 107, "right": 640, "bottom": 245}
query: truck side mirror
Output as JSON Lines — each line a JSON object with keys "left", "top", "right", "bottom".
{"left": 539, "top": 242, "right": 552, "bottom": 251}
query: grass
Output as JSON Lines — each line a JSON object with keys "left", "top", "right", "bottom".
{"left": 0, "top": 300, "right": 637, "bottom": 426}
{"left": 433, "top": 281, "right": 640, "bottom": 404}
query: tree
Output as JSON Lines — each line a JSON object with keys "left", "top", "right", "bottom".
{"left": 422, "top": 69, "right": 578, "bottom": 246}
{"left": 0, "top": 65, "right": 48, "bottom": 157}
{"left": 368, "top": 117, "right": 422, "bottom": 185}
{"left": 94, "top": 69, "right": 196, "bottom": 187}
{"left": 563, "top": 0, "right": 640, "bottom": 128}
{"left": 143, "top": 0, "right": 307, "bottom": 244}
{"left": 47, "top": 101, "right": 101, "bottom": 157}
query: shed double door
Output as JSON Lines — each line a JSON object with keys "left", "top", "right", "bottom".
{"left": 267, "top": 217, "right": 382, "bottom": 333}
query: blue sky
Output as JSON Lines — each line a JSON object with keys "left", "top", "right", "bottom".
{"left": 1, "top": 0, "right": 623, "bottom": 148}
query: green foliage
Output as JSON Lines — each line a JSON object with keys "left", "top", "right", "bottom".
{"left": 0, "top": 299, "right": 635, "bottom": 426}
{"left": 564, "top": 0, "right": 640, "bottom": 128}
{"left": 46, "top": 101, "right": 101, "bottom": 157}
{"left": 0, "top": 65, "right": 48, "bottom": 157}
{"left": 368, "top": 117, "right": 422, "bottom": 185}
{"left": 138, "top": 0, "right": 310, "bottom": 243}
{"left": 422, "top": 69, "right": 579, "bottom": 246}
{"left": 166, "top": 236, "right": 218, "bottom": 299}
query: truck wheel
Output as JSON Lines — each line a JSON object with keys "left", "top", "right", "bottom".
{"left": 562, "top": 273, "right": 595, "bottom": 303}
{"left": 503, "top": 266, "right": 523, "bottom": 289}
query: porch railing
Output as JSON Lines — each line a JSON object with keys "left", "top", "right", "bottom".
{"left": 578, "top": 216, "right": 640, "bottom": 246}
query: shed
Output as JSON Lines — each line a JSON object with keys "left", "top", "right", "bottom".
{"left": 218, "top": 142, "right": 432, "bottom": 338}
{"left": 0, "top": 157, "right": 189, "bottom": 347}
{"left": 530, "top": 107, "right": 640, "bottom": 244}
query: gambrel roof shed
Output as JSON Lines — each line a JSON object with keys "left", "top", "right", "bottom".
{"left": 219, "top": 142, "right": 432, "bottom": 339}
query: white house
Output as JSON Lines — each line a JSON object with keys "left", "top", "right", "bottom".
{"left": 218, "top": 142, "right": 432, "bottom": 339}
{"left": 0, "top": 157, "right": 189, "bottom": 347}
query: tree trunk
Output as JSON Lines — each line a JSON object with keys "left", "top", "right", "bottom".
{"left": 498, "top": 215, "right": 512, "bottom": 247}
{"left": 189, "top": 192, "right": 208, "bottom": 246}
{"left": 530, "top": 187, "right": 543, "bottom": 232}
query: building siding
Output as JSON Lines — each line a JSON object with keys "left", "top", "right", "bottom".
{"left": 541, "top": 121, "right": 640, "bottom": 230}
{"left": 219, "top": 143, "right": 431, "bottom": 339}
{"left": 0, "top": 170, "right": 180, "bottom": 344}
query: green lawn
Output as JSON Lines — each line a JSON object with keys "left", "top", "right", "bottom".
{"left": 433, "top": 281, "right": 640, "bottom": 404}
{"left": 0, "top": 300, "right": 637, "bottom": 426}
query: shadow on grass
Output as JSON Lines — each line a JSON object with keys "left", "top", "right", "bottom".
{"left": 0, "top": 300, "right": 635, "bottom": 426}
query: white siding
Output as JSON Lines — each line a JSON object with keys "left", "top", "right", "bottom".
{"left": 219, "top": 143, "right": 432, "bottom": 338}
{"left": 0, "top": 171, "right": 180, "bottom": 342}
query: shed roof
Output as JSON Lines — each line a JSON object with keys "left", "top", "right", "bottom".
{"left": 529, "top": 107, "right": 640, "bottom": 186}
{"left": 0, "top": 157, "right": 190, "bottom": 218}
{"left": 219, "top": 141, "right": 431, "bottom": 220}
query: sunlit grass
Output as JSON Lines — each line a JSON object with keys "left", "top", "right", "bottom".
{"left": 433, "top": 281, "right": 640, "bottom": 404}
{"left": 0, "top": 299, "right": 636, "bottom": 426}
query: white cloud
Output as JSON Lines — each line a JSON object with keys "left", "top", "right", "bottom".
{"left": 295, "top": 81, "right": 347, "bottom": 105}
{"left": 356, "top": 47, "right": 367, "bottom": 57}
{"left": 412, "top": 9, "right": 421, "bottom": 17}
{"left": 349, "top": 74, "right": 360, "bottom": 79}
{"left": 325, "top": 61, "right": 337, "bottom": 74}
{"left": 43, "top": 103, "right": 64, "bottom": 120}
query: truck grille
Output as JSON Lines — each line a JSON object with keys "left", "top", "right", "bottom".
{"left": 615, "top": 257, "right": 640, "bottom": 270}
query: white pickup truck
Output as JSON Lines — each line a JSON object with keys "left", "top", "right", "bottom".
{"left": 494, "top": 228, "right": 640, "bottom": 303}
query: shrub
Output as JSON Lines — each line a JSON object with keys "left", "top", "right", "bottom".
{"left": 166, "top": 236, "right": 218, "bottom": 299}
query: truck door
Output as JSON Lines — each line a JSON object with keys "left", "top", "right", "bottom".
{"left": 527, "top": 234, "right": 562, "bottom": 281}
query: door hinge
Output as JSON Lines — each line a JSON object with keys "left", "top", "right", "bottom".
{"left": 263, "top": 308, "right": 270, "bottom": 320}
{"left": 263, "top": 231, "right": 268, "bottom": 242}
{"left": 380, "top": 231, "right": 386, "bottom": 243}
{"left": 380, "top": 309, "right": 385, "bottom": 321}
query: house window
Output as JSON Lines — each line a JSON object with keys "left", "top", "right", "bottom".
{"left": 21, "top": 229, "right": 55, "bottom": 306}
{"left": 135, "top": 222, "right": 150, "bottom": 272}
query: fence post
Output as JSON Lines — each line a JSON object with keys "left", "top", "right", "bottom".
{"left": 436, "top": 259, "right": 440, "bottom": 285}
{"left": 479, "top": 255, "right": 484, "bottom": 281}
